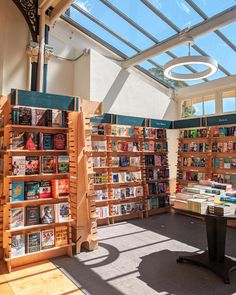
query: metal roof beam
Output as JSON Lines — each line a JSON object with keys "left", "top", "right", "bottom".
{"left": 122, "top": 5, "right": 236, "bottom": 68}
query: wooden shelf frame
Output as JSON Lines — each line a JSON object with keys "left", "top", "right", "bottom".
{"left": 89, "top": 122, "right": 170, "bottom": 224}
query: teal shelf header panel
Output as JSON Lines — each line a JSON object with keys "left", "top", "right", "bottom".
{"left": 173, "top": 118, "right": 202, "bottom": 129}
{"left": 206, "top": 114, "right": 236, "bottom": 126}
{"left": 11, "top": 89, "right": 77, "bottom": 111}
{"left": 150, "top": 119, "right": 172, "bottom": 129}
{"left": 116, "top": 115, "right": 146, "bottom": 127}
{"left": 90, "top": 113, "right": 111, "bottom": 123}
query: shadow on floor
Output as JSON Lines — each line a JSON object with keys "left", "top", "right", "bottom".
{"left": 138, "top": 249, "right": 236, "bottom": 295}
{"left": 129, "top": 212, "right": 236, "bottom": 257}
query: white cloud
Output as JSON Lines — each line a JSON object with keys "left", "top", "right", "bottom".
{"left": 76, "top": 0, "right": 92, "bottom": 13}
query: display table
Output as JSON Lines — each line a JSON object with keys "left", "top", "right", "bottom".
{"left": 176, "top": 213, "right": 236, "bottom": 284}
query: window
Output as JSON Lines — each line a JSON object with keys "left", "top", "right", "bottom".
{"left": 181, "top": 95, "right": 216, "bottom": 118}
{"left": 192, "top": 97, "right": 203, "bottom": 116}
{"left": 203, "top": 95, "right": 216, "bottom": 115}
{"left": 222, "top": 90, "right": 236, "bottom": 113}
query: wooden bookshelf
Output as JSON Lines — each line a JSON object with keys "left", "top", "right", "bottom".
{"left": 89, "top": 122, "right": 170, "bottom": 225}
{"left": 0, "top": 96, "right": 73, "bottom": 272}
{"left": 175, "top": 124, "right": 236, "bottom": 211}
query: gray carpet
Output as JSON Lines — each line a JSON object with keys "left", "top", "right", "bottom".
{"left": 53, "top": 213, "right": 236, "bottom": 295}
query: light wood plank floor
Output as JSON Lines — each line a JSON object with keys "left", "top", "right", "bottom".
{"left": 0, "top": 260, "right": 84, "bottom": 295}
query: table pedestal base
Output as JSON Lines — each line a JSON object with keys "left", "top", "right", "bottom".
{"left": 177, "top": 251, "right": 236, "bottom": 284}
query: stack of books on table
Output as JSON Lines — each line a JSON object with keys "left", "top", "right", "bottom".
{"left": 208, "top": 203, "right": 236, "bottom": 216}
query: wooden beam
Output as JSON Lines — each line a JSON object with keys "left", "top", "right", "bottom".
{"left": 49, "top": 0, "right": 74, "bottom": 25}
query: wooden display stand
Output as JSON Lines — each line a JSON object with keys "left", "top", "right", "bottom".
{"left": 68, "top": 112, "right": 98, "bottom": 253}
{"left": 0, "top": 96, "right": 74, "bottom": 272}
{"left": 175, "top": 125, "right": 236, "bottom": 227}
{"left": 89, "top": 121, "right": 170, "bottom": 225}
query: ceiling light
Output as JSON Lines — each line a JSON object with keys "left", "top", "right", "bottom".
{"left": 163, "top": 38, "right": 218, "bottom": 81}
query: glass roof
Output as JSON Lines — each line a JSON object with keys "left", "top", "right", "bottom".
{"left": 63, "top": 0, "right": 236, "bottom": 89}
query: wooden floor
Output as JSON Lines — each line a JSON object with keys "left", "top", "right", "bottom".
{"left": 0, "top": 260, "right": 84, "bottom": 295}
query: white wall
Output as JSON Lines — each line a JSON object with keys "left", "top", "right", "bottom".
{"left": 0, "top": 0, "right": 28, "bottom": 95}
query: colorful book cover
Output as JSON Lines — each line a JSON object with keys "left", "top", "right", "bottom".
{"left": 25, "top": 181, "right": 40, "bottom": 200}
{"left": 51, "top": 179, "right": 69, "bottom": 198}
{"left": 41, "top": 229, "right": 54, "bottom": 250}
{"left": 31, "top": 109, "right": 48, "bottom": 126}
{"left": 57, "top": 155, "right": 69, "bottom": 173}
{"left": 53, "top": 133, "right": 67, "bottom": 150}
{"left": 12, "top": 107, "right": 20, "bottom": 124}
{"left": 41, "top": 133, "right": 53, "bottom": 150}
{"left": 120, "top": 156, "right": 129, "bottom": 167}
{"left": 55, "top": 226, "right": 68, "bottom": 247}
{"left": 135, "top": 186, "right": 143, "bottom": 197}
{"left": 10, "top": 182, "right": 25, "bottom": 202}
{"left": 11, "top": 234, "right": 25, "bottom": 257}
{"left": 55, "top": 202, "right": 70, "bottom": 222}
{"left": 39, "top": 181, "right": 52, "bottom": 198}
{"left": 12, "top": 156, "right": 26, "bottom": 176}
{"left": 40, "top": 204, "right": 55, "bottom": 224}
{"left": 11, "top": 131, "right": 25, "bottom": 150}
{"left": 25, "top": 156, "right": 39, "bottom": 175}
{"left": 10, "top": 207, "right": 24, "bottom": 228}
{"left": 26, "top": 206, "right": 40, "bottom": 226}
{"left": 41, "top": 156, "right": 56, "bottom": 174}
{"left": 27, "top": 231, "right": 41, "bottom": 253}
{"left": 24, "top": 132, "right": 38, "bottom": 150}
{"left": 52, "top": 110, "right": 62, "bottom": 127}
{"left": 19, "top": 107, "right": 32, "bottom": 125}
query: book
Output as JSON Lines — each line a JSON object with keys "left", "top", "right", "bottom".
{"left": 41, "top": 229, "right": 54, "bottom": 250}
{"left": 135, "top": 186, "right": 143, "bottom": 197}
{"left": 32, "top": 109, "right": 50, "bottom": 126}
{"left": 51, "top": 179, "right": 69, "bottom": 198}
{"left": 10, "top": 207, "right": 24, "bottom": 228}
{"left": 55, "top": 226, "right": 68, "bottom": 247}
{"left": 11, "top": 234, "right": 25, "bottom": 257}
{"left": 52, "top": 110, "right": 62, "bottom": 127}
{"left": 27, "top": 231, "right": 41, "bottom": 253}
{"left": 57, "top": 155, "right": 69, "bottom": 173}
{"left": 120, "top": 156, "right": 129, "bottom": 167}
{"left": 19, "top": 107, "right": 32, "bottom": 125}
{"left": 25, "top": 156, "right": 39, "bottom": 175}
{"left": 11, "top": 182, "right": 25, "bottom": 202}
{"left": 12, "top": 156, "right": 25, "bottom": 175}
{"left": 26, "top": 206, "right": 40, "bottom": 225}
{"left": 112, "top": 157, "right": 120, "bottom": 167}
{"left": 40, "top": 133, "right": 54, "bottom": 150}
{"left": 11, "top": 131, "right": 25, "bottom": 150}
{"left": 24, "top": 132, "right": 38, "bottom": 150}
{"left": 53, "top": 133, "right": 67, "bottom": 150}
{"left": 12, "top": 107, "right": 20, "bottom": 124}
{"left": 130, "top": 157, "right": 140, "bottom": 167}
{"left": 39, "top": 181, "right": 52, "bottom": 198}
{"left": 61, "top": 111, "right": 68, "bottom": 128}
{"left": 41, "top": 156, "right": 56, "bottom": 173}
{"left": 25, "top": 181, "right": 40, "bottom": 200}
{"left": 55, "top": 202, "right": 70, "bottom": 222}
{"left": 40, "top": 204, "right": 54, "bottom": 224}
{"left": 95, "top": 189, "right": 108, "bottom": 201}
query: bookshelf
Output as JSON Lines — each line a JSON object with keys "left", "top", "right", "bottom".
{"left": 176, "top": 125, "right": 236, "bottom": 192}
{"left": 174, "top": 125, "right": 236, "bottom": 224}
{"left": 89, "top": 122, "right": 170, "bottom": 225}
{"left": 0, "top": 94, "right": 75, "bottom": 272}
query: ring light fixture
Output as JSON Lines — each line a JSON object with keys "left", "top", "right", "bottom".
{"left": 163, "top": 55, "right": 218, "bottom": 81}
{"left": 163, "top": 37, "right": 218, "bottom": 81}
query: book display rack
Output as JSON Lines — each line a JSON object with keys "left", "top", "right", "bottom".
{"left": 0, "top": 94, "right": 74, "bottom": 272}
{"left": 89, "top": 122, "right": 170, "bottom": 225}
{"left": 176, "top": 125, "right": 236, "bottom": 192}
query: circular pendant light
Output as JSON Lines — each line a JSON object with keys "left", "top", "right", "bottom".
{"left": 163, "top": 38, "right": 218, "bottom": 81}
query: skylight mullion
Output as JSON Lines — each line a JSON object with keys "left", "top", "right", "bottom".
{"left": 72, "top": 3, "right": 141, "bottom": 53}
{"left": 99, "top": 0, "right": 204, "bottom": 77}
{"left": 192, "top": 44, "right": 231, "bottom": 76}
{"left": 140, "top": 0, "right": 180, "bottom": 33}
{"left": 185, "top": 0, "right": 236, "bottom": 52}
{"left": 98, "top": 0, "right": 159, "bottom": 44}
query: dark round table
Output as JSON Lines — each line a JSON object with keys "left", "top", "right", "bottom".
{"left": 176, "top": 213, "right": 236, "bottom": 284}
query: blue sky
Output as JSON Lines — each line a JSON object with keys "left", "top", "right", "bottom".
{"left": 69, "top": 0, "right": 236, "bottom": 88}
